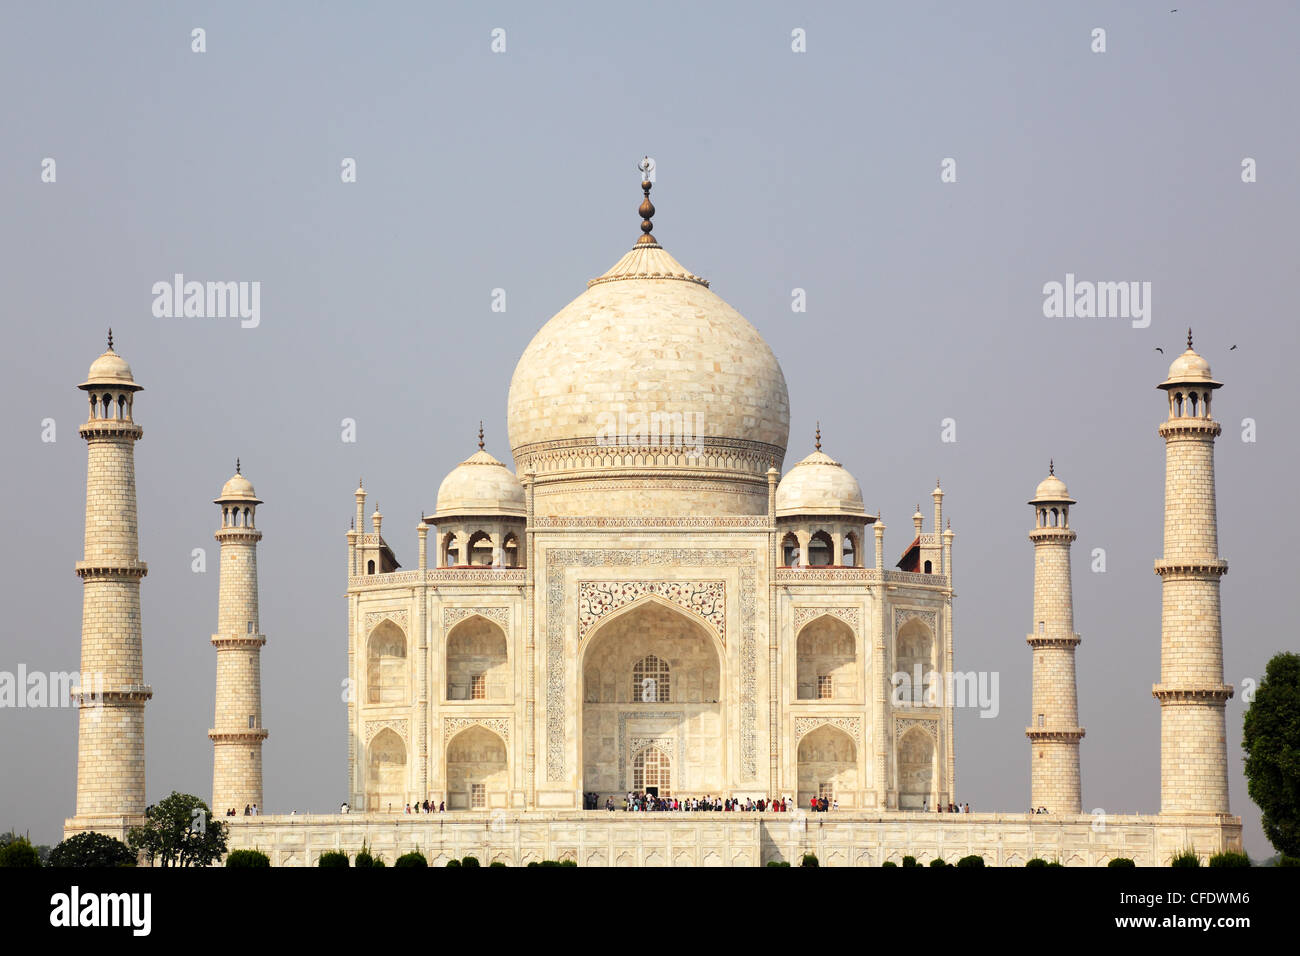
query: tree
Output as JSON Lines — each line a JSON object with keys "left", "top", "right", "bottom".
{"left": 317, "top": 851, "right": 349, "bottom": 867}
{"left": 225, "top": 849, "right": 270, "bottom": 867}
{"left": 1243, "top": 652, "right": 1300, "bottom": 858}
{"left": 1107, "top": 857, "right": 1136, "bottom": 868}
{"left": 395, "top": 851, "right": 428, "bottom": 867}
{"left": 49, "top": 832, "right": 136, "bottom": 868}
{"left": 127, "top": 792, "right": 227, "bottom": 868}
{"left": 1208, "top": 851, "right": 1251, "bottom": 868}
{"left": 0, "top": 836, "right": 41, "bottom": 867}
{"left": 956, "top": 855, "right": 984, "bottom": 867}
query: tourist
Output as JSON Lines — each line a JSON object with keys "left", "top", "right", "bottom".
{"left": 243, "top": 803, "right": 251, "bottom": 816}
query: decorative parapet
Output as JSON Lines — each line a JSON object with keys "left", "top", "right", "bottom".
{"left": 349, "top": 568, "right": 528, "bottom": 589}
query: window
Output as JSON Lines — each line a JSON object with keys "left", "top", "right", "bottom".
{"left": 1038, "top": 621, "right": 1045, "bottom": 634}
{"left": 1037, "top": 713, "right": 1044, "bottom": 727}
{"left": 633, "top": 655, "right": 670, "bottom": 703}
{"left": 923, "top": 560, "right": 932, "bottom": 574}
{"left": 248, "top": 714, "right": 256, "bottom": 729}
{"left": 470, "top": 673, "right": 487, "bottom": 700}
{"left": 633, "top": 748, "right": 670, "bottom": 796}
{"left": 817, "top": 675, "right": 833, "bottom": 699}
{"left": 247, "top": 621, "right": 253, "bottom": 634}
{"left": 471, "top": 783, "right": 486, "bottom": 809}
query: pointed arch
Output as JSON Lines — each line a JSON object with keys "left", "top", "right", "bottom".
{"left": 366, "top": 619, "right": 408, "bottom": 704}
{"left": 446, "top": 613, "right": 509, "bottom": 700}
{"left": 796, "top": 613, "right": 857, "bottom": 700}
{"left": 445, "top": 725, "right": 508, "bottom": 810}
{"left": 365, "top": 728, "right": 406, "bottom": 812}
{"left": 797, "top": 724, "right": 857, "bottom": 808}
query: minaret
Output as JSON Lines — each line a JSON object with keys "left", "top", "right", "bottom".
{"left": 209, "top": 462, "right": 268, "bottom": 815}
{"left": 1154, "top": 331, "right": 1231, "bottom": 814}
{"left": 1026, "top": 461, "right": 1084, "bottom": 813}
{"left": 67, "top": 331, "right": 151, "bottom": 841}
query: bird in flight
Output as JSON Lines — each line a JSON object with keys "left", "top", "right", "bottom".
{"left": 1154, "top": 347, "right": 1164, "bottom": 354}
{"left": 1229, "top": 345, "right": 1238, "bottom": 350}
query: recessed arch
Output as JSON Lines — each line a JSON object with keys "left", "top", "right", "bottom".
{"left": 897, "top": 726, "right": 935, "bottom": 810}
{"left": 365, "top": 728, "right": 406, "bottom": 812}
{"left": 896, "top": 618, "right": 935, "bottom": 705}
{"left": 445, "top": 725, "right": 508, "bottom": 810}
{"left": 796, "top": 614, "right": 857, "bottom": 700}
{"left": 366, "top": 619, "right": 407, "bottom": 704}
{"left": 446, "top": 614, "right": 509, "bottom": 701}
{"left": 797, "top": 724, "right": 857, "bottom": 808}
{"left": 580, "top": 597, "right": 725, "bottom": 799}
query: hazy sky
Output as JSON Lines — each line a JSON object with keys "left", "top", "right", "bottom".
{"left": 1, "top": 2, "right": 1295, "bottom": 856}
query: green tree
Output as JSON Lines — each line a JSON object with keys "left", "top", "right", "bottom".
{"left": 1170, "top": 849, "right": 1201, "bottom": 867}
{"left": 318, "top": 851, "right": 349, "bottom": 867}
{"left": 0, "top": 836, "right": 41, "bottom": 867}
{"left": 127, "top": 792, "right": 227, "bottom": 867}
{"left": 1243, "top": 652, "right": 1300, "bottom": 858}
{"left": 928, "top": 857, "right": 947, "bottom": 868}
{"left": 49, "top": 832, "right": 136, "bottom": 868}
{"left": 1208, "top": 851, "right": 1251, "bottom": 868}
{"left": 800, "top": 853, "right": 819, "bottom": 867}
{"left": 956, "top": 855, "right": 984, "bottom": 868}
{"left": 396, "top": 851, "right": 428, "bottom": 867}
{"left": 1107, "top": 857, "right": 1136, "bottom": 868}
{"left": 226, "top": 849, "right": 270, "bottom": 867}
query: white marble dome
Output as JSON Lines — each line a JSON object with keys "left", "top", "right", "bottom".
{"left": 505, "top": 211, "right": 790, "bottom": 516}
{"left": 776, "top": 449, "right": 866, "bottom": 517}
{"left": 435, "top": 449, "right": 525, "bottom": 518}
{"left": 81, "top": 348, "right": 138, "bottom": 389}
{"left": 1030, "top": 471, "right": 1073, "bottom": 504}
{"left": 218, "top": 472, "right": 260, "bottom": 502}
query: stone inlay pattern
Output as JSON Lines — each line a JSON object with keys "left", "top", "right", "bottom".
{"left": 443, "top": 607, "right": 510, "bottom": 630}
{"left": 365, "top": 609, "right": 408, "bottom": 634}
{"left": 444, "top": 717, "right": 510, "bottom": 743}
{"left": 893, "top": 607, "right": 937, "bottom": 635}
{"left": 364, "top": 718, "right": 408, "bottom": 744}
{"left": 793, "top": 606, "right": 860, "bottom": 635}
{"left": 793, "top": 716, "right": 862, "bottom": 741}
{"left": 894, "top": 717, "right": 939, "bottom": 741}
{"left": 578, "top": 581, "right": 726, "bottom": 644}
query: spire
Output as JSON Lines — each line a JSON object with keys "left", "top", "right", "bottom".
{"left": 106, "top": 328, "right": 114, "bottom": 352}
{"left": 478, "top": 421, "right": 485, "bottom": 451}
{"left": 636, "top": 157, "right": 656, "bottom": 246}
{"left": 1188, "top": 327, "right": 1194, "bottom": 350}
{"left": 1049, "top": 458, "right": 1054, "bottom": 477}
{"left": 236, "top": 458, "right": 241, "bottom": 475}
{"left": 815, "top": 422, "right": 822, "bottom": 452}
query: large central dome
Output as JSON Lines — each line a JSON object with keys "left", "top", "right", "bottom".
{"left": 507, "top": 185, "right": 790, "bottom": 517}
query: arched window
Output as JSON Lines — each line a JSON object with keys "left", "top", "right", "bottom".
{"left": 502, "top": 533, "right": 520, "bottom": 568}
{"left": 1174, "top": 392, "right": 1184, "bottom": 417}
{"left": 117, "top": 394, "right": 126, "bottom": 419}
{"left": 1188, "top": 391, "right": 1198, "bottom": 416}
{"left": 367, "top": 620, "right": 407, "bottom": 704}
{"left": 923, "top": 560, "right": 932, "bottom": 574}
{"left": 843, "top": 532, "right": 858, "bottom": 568}
{"left": 632, "top": 655, "right": 670, "bottom": 703}
{"left": 466, "top": 530, "right": 493, "bottom": 566}
{"left": 633, "top": 747, "right": 670, "bottom": 795}
{"left": 808, "top": 531, "right": 833, "bottom": 567}
{"left": 367, "top": 559, "right": 376, "bottom": 575}
{"left": 781, "top": 532, "right": 800, "bottom": 567}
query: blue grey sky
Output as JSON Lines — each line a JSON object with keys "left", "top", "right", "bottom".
{"left": 1, "top": 1, "right": 1295, "bottom": 855}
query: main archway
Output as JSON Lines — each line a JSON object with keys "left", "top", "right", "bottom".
{"left": 580, "top": 597, "right": 725, "bottom": 801}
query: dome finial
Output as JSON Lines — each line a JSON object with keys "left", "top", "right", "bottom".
{"left": 1049, "top": 458, "right": 1054, "bottom": 476}
{"left": 1188, "top": 327, "right": 1194, "bottom": 350}
{"left": 236, "top": 457, "right": 241, "bottom": 475}
{"left": 636, "top": 157, "right": 656, "bottom": 245}
{"left": 478, "top": 420, "right": 485, "bottom": 451}
{"left": 106, "top": 328, "right": 114, "bottom": 351}
{"left": 815, "top": 421, "right": 822, "bottom": 452}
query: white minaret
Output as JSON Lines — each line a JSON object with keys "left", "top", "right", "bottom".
{"left": 66, "top": 331, "right": 151, "bottom": 841}
{"left": 1026, "top": 462, "right": 1084, "bottom": 813}
{"left": 209, "top": 462, "right": 268, "bottom": 814}
{"left": 1154, "top": 330, "right": 1231, "bottom": 814}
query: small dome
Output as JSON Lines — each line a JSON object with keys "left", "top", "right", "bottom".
{"left": 435, "top": 449, "right": 525, "bottom": 519}
{"left": 80, "top": 348, "right": 140, "bottom": 390}
{"left": 1160, "top": 348, "right": 1221, "bottom": 389}
{"left": 776, "top": 449, "right": 866, "bottom": 517}
{"left": 1030, "top": 472, "right": 1074, "bottom": 504}
{"left": 216, "top": 472, "right": 261, "bottom": 504}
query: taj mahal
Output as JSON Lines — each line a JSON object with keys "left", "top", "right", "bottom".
{"left": 62, "top": 173, "right": 1243, "bottom": 866}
